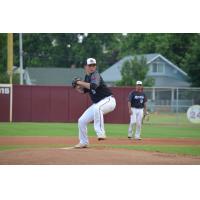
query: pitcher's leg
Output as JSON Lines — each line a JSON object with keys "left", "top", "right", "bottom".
{"left": 94, "top": 96, "right": 116, "bottom": 138}
{"left": 78, "top": 105, "right": 94, "bottom": 145}
{"left": 94, "top": 108, "right": 105, "bottom": 137}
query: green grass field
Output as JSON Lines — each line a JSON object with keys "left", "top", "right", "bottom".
{"left": 108, "top": 145, "right": 200, "bottom": 156}
{"left": 0, "top": 122, "right": 200, "bottom": 138}
{"left": 145, "top": 112, "right": 191, "bottom": 125}
{"left": 0, "top": 121, "right": 200, "bottom": 156}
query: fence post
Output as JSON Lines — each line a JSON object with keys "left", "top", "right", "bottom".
{"left": 176, "top": 88, "right": 179, "bottom": 125}
{"left": 171, "top": 88, "right": 174, "bottom": 112}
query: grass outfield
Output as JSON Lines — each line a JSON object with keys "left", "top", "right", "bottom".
{"left": 144, "top": 112, "right": 191, "bottom": 125}
{"left": 0, "top": 122, "right": 200, "bottom": 138}
{"left": 0, "top": 122, "right": 200, "bottom": 156}
{"left": 108, "top": 145, "right": 200, "bottom": 156}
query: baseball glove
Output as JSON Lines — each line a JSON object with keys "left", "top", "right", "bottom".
{"left": 142, "top": 112, "right": 150, "bottom": 124}
{"left": 72, "top": 77, "right": 82, "bottom": 88}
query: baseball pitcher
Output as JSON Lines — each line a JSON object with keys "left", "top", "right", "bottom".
{"left": 72, "top": 58, "right": 116, "bottom": 148}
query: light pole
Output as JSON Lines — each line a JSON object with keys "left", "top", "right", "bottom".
{"left": 7, "top": 33, "right": 13, "bottom": 84}
{"left": 19, "top": 33, "right": 23, "bottom": 85}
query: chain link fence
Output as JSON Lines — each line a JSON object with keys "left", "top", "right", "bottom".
{"left": 143, "top": 87, "right": 200, "bottom": 125}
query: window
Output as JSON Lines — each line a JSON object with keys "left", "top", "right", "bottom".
{"left": 151, "top": 62, "right": 165, "bottom": 73}
{"left": 152, "top": 63, "right": 157, "bottom": 72}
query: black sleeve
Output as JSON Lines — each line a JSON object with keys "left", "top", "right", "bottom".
{"left": 83, "top": 88, "right": 90, "bottom": 93}
{"left": 90, "top": 72, "right": 101, "bottom": 90}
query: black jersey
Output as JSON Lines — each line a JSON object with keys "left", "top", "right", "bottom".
{"left": 128, "top": 90, "right": 147, "bottom": 108}
{"left": 84, "top": 71, "right": 112, "bottom": 103}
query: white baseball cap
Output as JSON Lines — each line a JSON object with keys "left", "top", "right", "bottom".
{"left": 136, "top": 80, "right": 142, "bottom": 85}
{"left": 87, "top": 58, "right": 96, "bottom": 65}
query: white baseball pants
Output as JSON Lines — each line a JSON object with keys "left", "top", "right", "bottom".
{"left": 128, "top": 107, "right": 143, "bottom": 139}
{"left": 78, "top": 96, "right": 116, "bottom": 145}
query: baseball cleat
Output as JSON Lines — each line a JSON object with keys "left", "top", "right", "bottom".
{"left": 98, "top": 138, "right": 106, "bottom": 141}
{"left": 74, "top": 143, "right": 88, "bottom": 148}
{"left": 97, "top": 135, "right": 106, "bottom": 141}
{"left": 135, "top": 137, "right": 142, "bottom": 140}
{"left": 128, "top": 136, "right": 133, "bottom": 139}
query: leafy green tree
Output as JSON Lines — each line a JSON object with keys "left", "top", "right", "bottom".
{"left": 164, "top": 33, "right": 197, "bottom": 71}
{"left": 116, "top": 56, "right": 154, "bottom": 86}
{"left": 0, "top": 73, "right": 19, "bottom": 84}
{"left": 1, "top": 33, "right": 200, "bottom": 86}
{"left": 118, "top": 33, "right": 200, "bottom": 86}
{"left": 13, "top": 33, "right": 120, "bottom": 71}
{"left": 76, "top": 33, "right": 121, "bottom": 71}
{"left": 0, "top": 33, "right": 7, "bottom": 73}
{"left": 118, "top": 33, "right": 197, "bottom": 71}
{"left": 183, "top": 34, "right": 200, "bottom": 86}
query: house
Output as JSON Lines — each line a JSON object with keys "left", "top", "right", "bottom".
{"left": 101, "top": 53, "right": 191, "bottom": 112}
{"left": 101, "top": 53, "right": 190, "bottom": 87}
{"left": 24, "top": 67, "right": 85, "bottom": 86}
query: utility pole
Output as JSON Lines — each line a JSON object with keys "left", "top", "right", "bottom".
{"left": 7, "top": 33, "right": 13, "bottom": 84}
{"left": 19, "top": 33, "right": 23, "bottom": 85}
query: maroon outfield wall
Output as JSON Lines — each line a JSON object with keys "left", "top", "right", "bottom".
{"left": 0, "top": 85, "right": 133, "bottom": 123}
{"left": 0, "top": 86, "right": 10, "bottom": 122}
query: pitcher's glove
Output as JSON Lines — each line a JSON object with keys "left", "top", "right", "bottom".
{"left": 72, "top": 77, "right": 82, "bottom": 88}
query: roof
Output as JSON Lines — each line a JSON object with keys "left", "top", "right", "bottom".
{"left": 151, "top": 75, "right": 190, "bottom": 87}
{"left": 25, "top": 67, "right": 85, "bottom": 85}
{"left": 101, "top": 53, "right": 188, "bottom": 82}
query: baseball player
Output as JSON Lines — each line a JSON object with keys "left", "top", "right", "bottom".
{"left": 128, "top": 81, "right": 147, "bottom": 140}
{"left": 72, "top": 58, "right": 116, "bottom": 148}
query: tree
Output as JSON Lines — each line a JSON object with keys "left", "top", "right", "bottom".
{"left": 183, "top": 34, "right": 200, "bottom": 86}
{"left": 1, "top": 33, "right": 200, "bottom": 86}
{"left": 0, "top": 73, "right": 19, "bottom": 84}
{"left": 14, "top": 33, "right": 121, "bottom": 71}
{"left": 0, "top": 33, "right": 7, "bottom": 73}
{"left": 116, "top": 56, "right": 154, "bottom": 86}
{"left": 118, "top": 33, "right": 198, "bottom": 71}
{"left": 77, "top": 33, "right": 121, "bottom": 71}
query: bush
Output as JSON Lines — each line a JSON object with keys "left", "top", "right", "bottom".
{"left": 0, "top": 73, "right": 20, "bottom": 84}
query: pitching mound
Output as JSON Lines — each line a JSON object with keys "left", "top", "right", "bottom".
{"left": 0, "top": 136, "right": 200, "bottom": 164}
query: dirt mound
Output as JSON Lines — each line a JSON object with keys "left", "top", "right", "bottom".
{"left": 0, "top": 147, "right": 200, "bottom": 165}
{"left": 0, "top": 136, "right": 200, "bottom": 165}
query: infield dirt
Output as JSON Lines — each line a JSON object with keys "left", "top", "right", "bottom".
{"left": 0, "top": 136, "right": 200, "bottom": 164}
